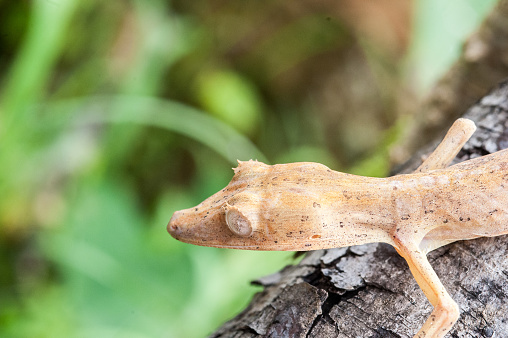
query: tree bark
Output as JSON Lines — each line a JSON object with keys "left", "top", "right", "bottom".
{"left": 209, "top": 2, "right": 508, "bottom": 336}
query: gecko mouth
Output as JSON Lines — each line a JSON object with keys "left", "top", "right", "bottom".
{"left": 176, "top": 241, "right": 301, "bottom": 251}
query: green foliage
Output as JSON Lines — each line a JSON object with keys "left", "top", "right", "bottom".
{"left": 410, "top": 0, "right": 498, "bottom": 90}
{"left": 197, "top": 69, "right": 263, "bottom": 136}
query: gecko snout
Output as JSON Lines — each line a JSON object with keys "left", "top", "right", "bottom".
{"left": 167, "top": 211, "right": 184, "bottom": 238}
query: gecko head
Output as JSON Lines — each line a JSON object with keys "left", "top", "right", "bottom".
{"left": 167, "top": 160, "right": 271, "bottom": 249}
{"left": 168, "top": 190, "right": 268, "bottom": 249}
{"left": 168, "top": 159, "right": 338, "bottom": 250}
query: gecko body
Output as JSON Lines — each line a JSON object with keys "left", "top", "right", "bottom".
{"left": 168, "top": 119, "right": 508, "bottom": 337}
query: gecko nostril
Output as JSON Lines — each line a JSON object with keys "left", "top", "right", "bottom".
{"left": 167, "top": 222, "right": 176, "bottom": 234}
{"left": 168, "top": 212, "right": 183, "bottom": 236}
{"left": 167, "top": 222, "right": 183, "bottom": 238}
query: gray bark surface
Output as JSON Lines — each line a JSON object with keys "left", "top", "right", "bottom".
{"left": 210, "top": 81, "right": 508, "bottom": 338}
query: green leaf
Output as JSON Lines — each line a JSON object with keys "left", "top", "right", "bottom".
{"left": 196, "top": 70, "right": 262, "bottom": 135}
{"left": 31, "top": 95, "right": 268, "bottom": 165}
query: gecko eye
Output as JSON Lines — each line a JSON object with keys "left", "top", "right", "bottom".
{"left": 224, "top": 204, "right": 253, "bottom": 237}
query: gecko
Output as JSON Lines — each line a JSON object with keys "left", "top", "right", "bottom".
{"left": 168, "top": 118, "right": 508, "bottom": 338}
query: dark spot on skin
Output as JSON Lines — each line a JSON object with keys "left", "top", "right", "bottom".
{"left": 299, "top": 231, "right": 304, "bottom": 234}
{"left": 443, "top": 219, "right": 449, "bottom": 223}
{"left": 393, "top": 186, "right": 398, "bottom": 190}
{"left": 401, "top": 215, "right": 410, "bottom": 220}
{"left": 339, "top": 222, "right": 344, "bottom": 228}
{"left": 194, "top": 208, "right": 198, "bottom": 211}
{"left": 459, "top": 217, "right": 463, "bottom": 221}
{"left": 311, "top": 235, "right": 321, "bottom": 239}
{"left": 272, "top": 176, "right": 278, "bottom": 180}
{"left": 305, "top": 244, "right": 312, "bottom": 247}
{"left": 489, "top": 209, "right": 498, "bottom": 215}
{"left": 313, "top": 202, "right": 321, "bottom": 208}
{"left": 274, "top": 241, "right": 278, "bottom": 244}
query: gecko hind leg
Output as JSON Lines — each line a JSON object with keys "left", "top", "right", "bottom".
{"left": 416, "top": 118, "right": 476, "bottom": 172}
{"left": 393, "top": 239, "right": 459, "bottom": 338}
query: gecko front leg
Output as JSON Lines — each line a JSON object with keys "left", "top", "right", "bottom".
{"left": 416, "top": 118, "right": 476, "bottom": 172}
{"left": 393, "top": 239, "right": 460, "bottom": 338}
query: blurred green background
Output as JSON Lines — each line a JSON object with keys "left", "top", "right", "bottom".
{"left": 0, "top": 0, "right": 498, "bottom": 337}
